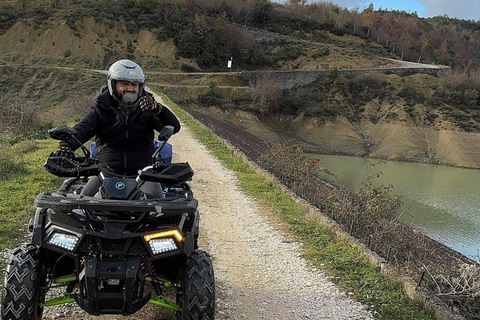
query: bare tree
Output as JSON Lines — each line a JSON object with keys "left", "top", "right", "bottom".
{"left": 250, "top": 74, "right": 279, "bottom": 114}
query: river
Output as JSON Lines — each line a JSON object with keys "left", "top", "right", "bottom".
{"left": 313, "top": 154, "right": 480, "bottom": 262}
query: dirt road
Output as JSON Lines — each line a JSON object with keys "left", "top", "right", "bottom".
{"left": 169, "top": 124, "right": 374, "bottom": 320}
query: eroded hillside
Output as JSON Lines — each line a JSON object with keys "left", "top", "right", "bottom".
{"left": 2, "top": 11, "right": 480, "bottom": 169}
{"left": 159, "top": 70, "right": 480, "bottom": 169}
{"left": 0, "top": 18, "right": 196, "bottom": 69}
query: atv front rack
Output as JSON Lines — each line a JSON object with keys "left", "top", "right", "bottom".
{"left": 34, "top": 192, "right": 198, "bottom": 215}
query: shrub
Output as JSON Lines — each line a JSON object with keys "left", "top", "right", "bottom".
{"left": 0, "top": 98, "right": 45, "bottom": 134}
{"left": 439, "top": 69, "right": 480, "bottom": 91}
{"left": 50, "top": 94, "right": 93, "bottom": 123}
{"left": 312, "top": 46, "right": 330, "bottom": 58}
{"left": 177, "top": 28, "right": 201, "bottom": 58}
{"left": 464, "top": 88, "right": 479, "bottom": 108}
{"left": 272, "top": 44, "right": 305, "bottom": 61}
{"left": 398, "top": 81, "right": 425, "bottom": 106}
{"left": 197, "top": 81, "right": 223, "bottom": 106}
{"left": 253, "top": 0, "right": 274, "bottom": 23}
{"left": 347, "top": 74, "right": 384, "bottom": 104}
{"left": 0, "top": 143, "right": 27, "bottom": 179}
{"left": 230, "top": 89, "right": 251, "bottom": 104}
{"left": 180, "top": 64, "right": 198, "bottom": 73}
{"left": 249, "top": 76, "right": 279, "bottom": 113}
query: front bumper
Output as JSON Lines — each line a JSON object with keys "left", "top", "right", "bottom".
{"left": 75, "top": 256, "right": 150, "bottom": 315}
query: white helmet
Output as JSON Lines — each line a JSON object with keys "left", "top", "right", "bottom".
{"left": 107, "top": 59, "right": 145, "bottom": 102}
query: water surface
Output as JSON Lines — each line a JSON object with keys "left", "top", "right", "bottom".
{"left": 314, "top": 154, "right": 480, "bottom": 262}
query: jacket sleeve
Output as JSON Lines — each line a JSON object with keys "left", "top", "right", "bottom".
{"left": 153, "top": 105, "right": 181, "bottom": 134}
{"left": 59, "top": 108, "right": 101, "bottom": 151}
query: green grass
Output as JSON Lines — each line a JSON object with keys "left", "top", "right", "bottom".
{"left": 156, "top": 90, "right": 436, "bottom": 319}
{"left": 0, "top": 138, "right": 62, "bottom": 285}
{"left": 0, "top": 139, "right": 62, "bottom": 250}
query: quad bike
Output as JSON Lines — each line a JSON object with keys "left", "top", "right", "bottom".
{"left": 1, "top": 125, "right": 215, "bottom": 320}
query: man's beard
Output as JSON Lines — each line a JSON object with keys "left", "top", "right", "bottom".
{"left": 121, "top": 91, "right": 138, "bottom": 104}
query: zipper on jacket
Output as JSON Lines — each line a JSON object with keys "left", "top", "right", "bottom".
{"left": 125, "top": 110, "right": 130, "bottom": 169}
{"left": 125, "top": 111, "right": 130, "bottom": 138}
{"left": 124, "top": 146, "right": 128, "bottom": 171}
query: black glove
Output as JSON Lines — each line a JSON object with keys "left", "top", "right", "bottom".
{"left": 139, "top": 95, "right": 162, "bottom": 115}
{"left": 55, "top": 146, "right": 75, "bottom": 159}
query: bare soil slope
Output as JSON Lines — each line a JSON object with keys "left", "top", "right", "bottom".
{"left": 0, "top": 18, "right": 194, "bottom": 69}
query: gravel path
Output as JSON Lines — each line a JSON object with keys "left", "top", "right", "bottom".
{"left": 171, "top": 125, "right": 373, "bottom": 320}
{"left": 1, "top": 107, "right": 374, "bottom": 320}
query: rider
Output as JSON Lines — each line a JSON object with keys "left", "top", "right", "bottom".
{"left": 55, "top": 59, "right": 180, "bottom": 197}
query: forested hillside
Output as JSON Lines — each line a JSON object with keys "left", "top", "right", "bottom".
{"left": 288, "top": 2, "right": 480, "bottom": 69}
{"left": 1, "top": 0, "right": 479, "bottom": 70}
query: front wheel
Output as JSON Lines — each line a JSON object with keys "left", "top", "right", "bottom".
{"left": 1, "top": 244, "right": 44, "bottom": 320}
{"left": 177, "top": 250, "right": 215, "bottom": 320}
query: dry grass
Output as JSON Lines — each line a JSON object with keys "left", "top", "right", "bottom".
{"left": 46, "top": 94, "right": 94, "bottom": 124}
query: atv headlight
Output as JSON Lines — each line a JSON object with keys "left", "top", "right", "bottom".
{"left": 145, "top": 230, "right": 184, "bottom": 255}
{"left": 48, "top": 232, "right": 80, "bottom": 251}
{"left": 148, "top": 238, "right": 178, "bottom": 254}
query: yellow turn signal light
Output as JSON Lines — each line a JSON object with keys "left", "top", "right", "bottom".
{"left": 144, "top": 230, "right": 184, "bottom": 243}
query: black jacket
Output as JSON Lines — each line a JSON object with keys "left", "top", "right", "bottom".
{"left": 61, "top": 88, "right": 180, "bottom": 176}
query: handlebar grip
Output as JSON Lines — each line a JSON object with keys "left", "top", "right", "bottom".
{"left": 44, "top": 154, "right": 100, "bottom": 177}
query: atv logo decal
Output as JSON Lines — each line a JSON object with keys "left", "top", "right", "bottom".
{"left": 115, "top": 182, "right": 125, "bottom": 190}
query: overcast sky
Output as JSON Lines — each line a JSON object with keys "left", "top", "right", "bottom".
{"left": 280, "top": 1, "right": 480, "bottom": 20}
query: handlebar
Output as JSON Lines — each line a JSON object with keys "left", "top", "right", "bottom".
{"left": 44, "top": 153, "right": 194, "bottom": 188}
{"left": 44, "top": 153, "right": 100, "bottom": 177}
{"left": 44, "top": 125, "right": 177, "bottom": 178}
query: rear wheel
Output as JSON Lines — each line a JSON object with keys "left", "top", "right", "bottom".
{"left": 1, "top": 244, "right": 45, "bottom": 320}
{"left": 176, "top": 250, "right": 215, "bottom": 320}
